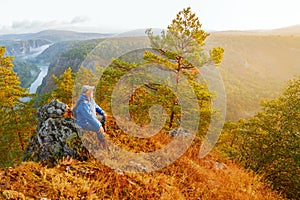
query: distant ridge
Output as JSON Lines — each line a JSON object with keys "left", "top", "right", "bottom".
{"left": 1, "top": 24, "right": 300, "bottom": 41}
{"left": 0, "top": 29, "right": 112, "bottom": 42}
{"left": 270, "top": 24, "right": 300, "bottom": 35}
{"left": 211, "top": 24, "right": 300, "bottom": 36}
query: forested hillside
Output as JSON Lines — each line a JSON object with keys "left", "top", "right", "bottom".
{"left": 207, "top": 34, "right": 300, "bottom": 120}
{"left": 35, "top": 33, "right": 300, "bottom": 121}
{"left": 218, "top": 77, "right": 300, "bottom": 199}
{"left": 36, "top": 37, "right": 150, "bottom": 95}
{"left": 12, "top": 59, "right": 40, "bottom": 88}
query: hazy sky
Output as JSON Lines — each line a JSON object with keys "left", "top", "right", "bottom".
{"left": 0, "top": 0, "right": 299, "bottom": 34}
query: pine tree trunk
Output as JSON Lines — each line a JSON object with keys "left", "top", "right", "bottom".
{"left": 169, "top": 57, "right": 182, "bottom": 128}
{"left": 12, "top": 107, "right": 24, "bottom": 150}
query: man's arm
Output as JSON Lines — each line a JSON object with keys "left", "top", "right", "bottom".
{"left": 96, "top": 107, "right": 105, "bottom": 115}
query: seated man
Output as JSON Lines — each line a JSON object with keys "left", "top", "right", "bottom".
{"left": 75, "top": 85, "right": 107, "bottom": 148}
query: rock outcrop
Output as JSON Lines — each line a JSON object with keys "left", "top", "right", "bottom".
{"left": 168, "top": 128, "right": 190, "bottom": 137}
{"left": 23, "top": 100, "right": 89, "bottom": 166}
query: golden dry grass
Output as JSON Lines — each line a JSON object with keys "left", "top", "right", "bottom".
{"left": 0, "top": 154, "right": 284, "bottom": 199}
{"left": 0, "top": 117, "right": 285, "bottom": 199}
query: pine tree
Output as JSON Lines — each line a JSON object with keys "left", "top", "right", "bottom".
{"left": 144, "top": 7, "right": 224, "bottom": 128}
{"left": 52, "top": 67, "right": 76, "bottom": 106}
{"left": 0, "top": 46, "right": 37, "bottom": 167}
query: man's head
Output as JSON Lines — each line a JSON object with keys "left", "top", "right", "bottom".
{"left": 82, "top": 85, "right": 95, "bottom": 98}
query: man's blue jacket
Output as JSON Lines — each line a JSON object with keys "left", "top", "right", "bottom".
{"left": 76, "top": 94, "right": 105, "bottom": 132}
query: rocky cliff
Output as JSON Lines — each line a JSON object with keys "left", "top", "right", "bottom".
{"left": 36, "top": 39, "right": 102, "bottom": 95}
{"left": 0, "top": 39, "right": 51, "bottom": 57}
{"left": 37, "top": 56, "right": 83, "bottom": 94}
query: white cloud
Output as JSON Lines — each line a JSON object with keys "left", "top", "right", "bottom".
{"left": 12, "top": 20, "right": 44, "bottom": 29}
{"left": 71, "top": 16, "right": 89, "bottom": 24}
{"left": 0, "top": 17, "right": 90, "bottom": 34}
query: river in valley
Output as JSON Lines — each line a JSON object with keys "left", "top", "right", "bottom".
{"left": 29, "top": 64, "right": 49, "bottom": 94}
